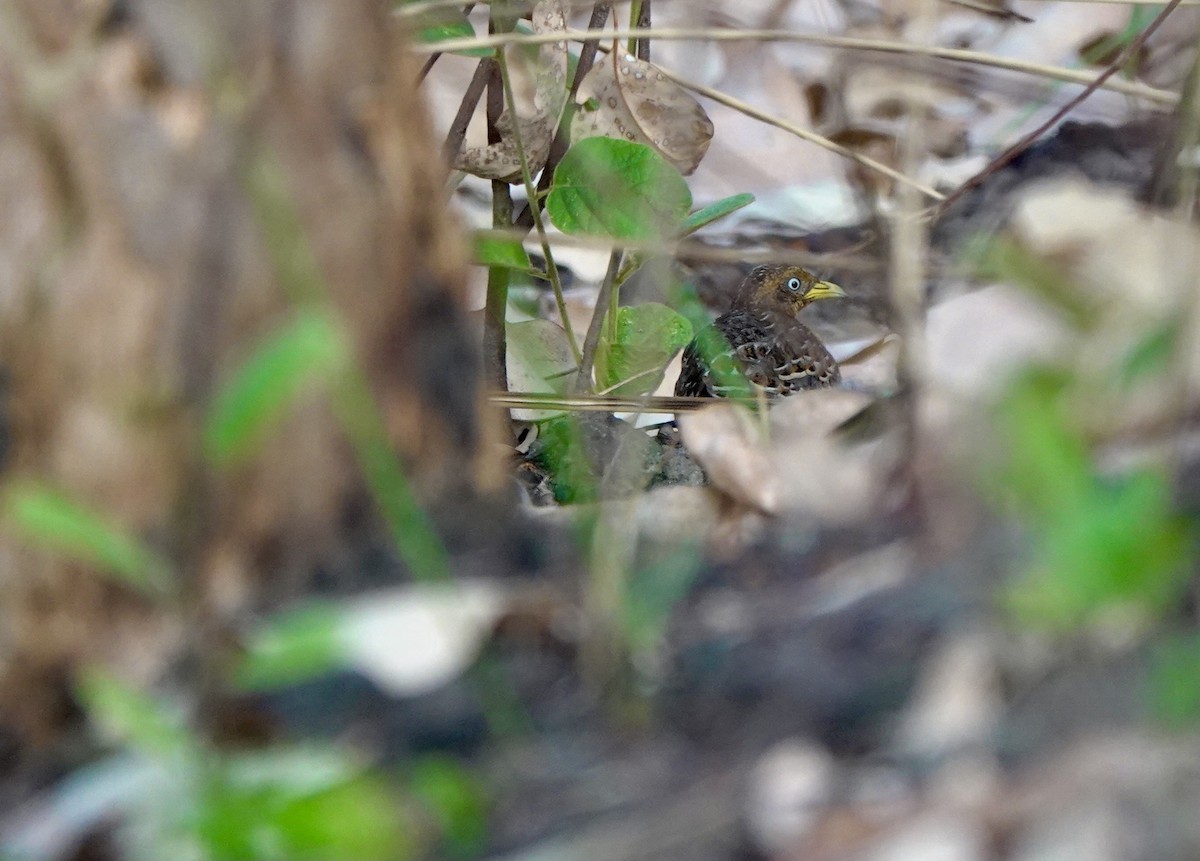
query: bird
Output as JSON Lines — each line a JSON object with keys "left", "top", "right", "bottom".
{"left": 674, "top": 264, "right": 846, "bottom": 399}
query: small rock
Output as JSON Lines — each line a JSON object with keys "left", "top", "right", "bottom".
{"left": 744, "top": 738, "right": 837, "bottom": 854}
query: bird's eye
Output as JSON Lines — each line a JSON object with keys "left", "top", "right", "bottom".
{"left": 786, "top": 277, "right": 802, "bottom": 291}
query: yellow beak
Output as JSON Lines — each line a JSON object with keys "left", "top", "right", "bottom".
{"left": 806, "top": 280, "right": 847, "bottom": 301}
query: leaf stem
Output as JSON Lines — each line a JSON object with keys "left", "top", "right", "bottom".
{"left": 574, "top": 249, "right": 623, "bottom": 393}
{"left": 483, "top": 37, "right": 512, "bottom": 392}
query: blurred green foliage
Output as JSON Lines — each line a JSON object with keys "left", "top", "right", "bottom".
{"left": 1149, "top": 633, "right": 1200, "bottom": 727}
{"left": 78, "top": 670, "right": 417, "bottom": 861}
{"left": 406, "top": 756, "right": 490, "bottom": 859}
{"left": 204, "top": 310, "right": 346, "bottom": 466}
{"left": 980, "top": 239, "right": 1197, "bottom": 677}
{"left": 4, "top": 484, "right": 175, "bottom": 598}
{"left": 233, "top": 603, "right": 345, "bottom": 692}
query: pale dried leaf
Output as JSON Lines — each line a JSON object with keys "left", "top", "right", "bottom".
{"left": 506, "top": 318, "right": 576, "bottom": 420}
{"left": 455, "top": 0, "right": 568, "bottom": 181}
{"left": 572, "top": 52, "right": 714, "bottom": 175}
{"left": 924, "top": 284, "right": 1069, "bottom": 400}
{"left": 833, "top": 333, "right": 901, "bottom": 392}
{"left": 680, "top": 391, "right": 888, "bottom": 523}
{"left": 768, "top": 388, "right": 875, "bottom": 440}
{"left": 1008, "top": 182, "right": 1200, "bottom": 433}
{"left": 895, "top": 631, "right": 1002, "bottom": 758}
{"left": 1011, "top": 181, "right": 1186, "bottom": 319}
{"left": 679, "top": 404, "right": 779, "bottom": 513}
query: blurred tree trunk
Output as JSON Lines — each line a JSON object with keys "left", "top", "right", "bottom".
{"left": 0, "top": 0, "right": 477, "bottom": 737}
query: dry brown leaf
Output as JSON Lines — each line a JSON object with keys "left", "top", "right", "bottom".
{"left": 768, "top": 391, "right": 891, "bottom": 522}
{"left": 571, "top": 51, "right": 714, "bottom": 175}
{"left": 1007, "top": 181, "right": 1200, "bottom": 435}
{"left": 455, "top": 0, "right": 568, "bottom": 181}
{"left": 680, "top": 391, "right": 889, "bottom": 523}
{"left": 679, "top": 403, "right": 779, "bottom": 513}
{"left": 925, "top": 283, "right": 1069, "bottom": 401}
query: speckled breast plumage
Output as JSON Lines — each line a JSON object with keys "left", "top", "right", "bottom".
{"left": 674, "top": 307, "right": 840, "bottom": 398}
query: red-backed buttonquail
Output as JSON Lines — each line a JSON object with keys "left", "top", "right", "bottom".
{"left": 675, "top": 264, "right": 846, "bottom": 398}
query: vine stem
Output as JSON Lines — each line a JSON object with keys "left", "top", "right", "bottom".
{"left": 482, "top": 14, "right": 511, "bottom": 393}
{"left": 495, "top": 50, "right": 582, "bottom": 364}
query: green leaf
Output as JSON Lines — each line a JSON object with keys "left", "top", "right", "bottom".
{"left": 680, "top": 193, "right": 755, "bottom": 236}
{"left": 994, "top": 367, "right": 1091, "bottom": 520}
{"left": 1006, "top": 468, "right": 1191, "bottom": 630}
{"left": 687, "top": 324, "right": 755, "bottom": 400}
{"left": 594, "top": 303, "right": 693, "bottom": 395}
{"left": 1150, "top": 633, "right": 1200, "bottom": 728}
{"left": 407, "top": 756, "right": 489, "bottom": 859}
{"left": 400, "top": 0, "right": 492, "bottom": 57}
{"left": 547, "top": 138, "right": 691, "bottom": 240}
{"left": 234, "top": 604, "right": 345, "bottom": 691}
{"left": 76, "top": 668, "right": 191, "bottom": 758}
{"left": 333, "top": 371, "right": 452, "bottom": 584}
{"left": 205, "top": 309, "right": 346, "bottom": 466}
{"left": 1120, "top": 319, "right": 1178, "bottom": 384}
{"left": 996, "top": 368, "right": 1192, "bottom": 631}
{"left": 199, "top": 750, "right": 416, "bottom": 860}
{"left": 528, "top": 416, "right": 596, "bottom": 504}
{"left": 472, "top": 233, "right": 536, "bottom": 275}
{"left": 4, "top": 484, "right": 174, "bottom": 597}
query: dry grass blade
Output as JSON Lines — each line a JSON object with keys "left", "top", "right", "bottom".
{"left": 654, "top": 65, "right": 944, "bottom": 201}
{"left": 938, "top": 0, "right": 1185, "bottom": 215}
{"left": 489, "top": 391, "right": 759, "bottom": 412}
{"left": 469, "top": 228, "right": 881, "bottom": 271}
{"left": 413, "top": 27, "right": 1177, "bottom": 106}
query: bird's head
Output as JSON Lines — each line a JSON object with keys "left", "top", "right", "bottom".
{"left": 734, "top": 264, "right": 846, "bottom": 315}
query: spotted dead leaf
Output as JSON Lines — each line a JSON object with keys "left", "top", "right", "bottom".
{"left": 572, "top": 52, "right": 714, "bottom": 176}
{"left": 455, "top": 0, "right": 568, "bottom": 181}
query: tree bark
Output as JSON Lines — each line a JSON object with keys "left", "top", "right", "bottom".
{"left": 0, "top": 0, "right": 476, "bottom": 738}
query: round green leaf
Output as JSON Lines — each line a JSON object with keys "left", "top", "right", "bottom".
{"left": 547, "top": 138, "right": 691, "bottom": 239}
{"left": 681, "top": 193, "right": 755, "bottom": 236}
{"left": 595, "top": 303, "right": 692, "bottom": 396}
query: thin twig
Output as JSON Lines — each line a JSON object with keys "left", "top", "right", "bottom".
{"left": 888, "top": 0, "right": 937, "bottom": 534}
{"left": 482, "top": 15, "right": 514, "bottom": 393}
{"left": 487, "top": 391, "right": 826, "bottom": 412}
{"left": 442, "top": 56, "right": 493, "bottom": 163}
{"left": 483, "top": 28, "right": 514, "bottom": 392}
{"left": 574, "top": 249, "right": 623, "bottom": 393}
{"left": 937, "top": 0, "right": 1183, "bottom": 216}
